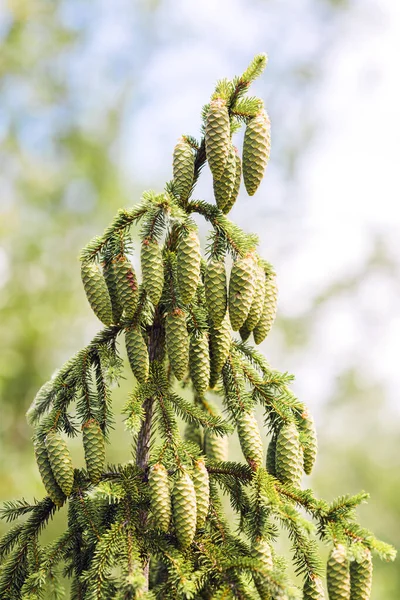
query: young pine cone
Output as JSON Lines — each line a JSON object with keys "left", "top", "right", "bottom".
{"left": 204, "top": 259, "right": 227, "bottom": 327}
{"left": 242, "top": 109, "right": 271, "bottom": 196}
{"left": 213, "top": 143, "right": 236, "bottom": 212}
{"left": 253, "top": 271, "right": 277, "bottom": 345}
{"left": 205, "top": 97, "right": 230, "bottom": 181}
{"left": 173, "top": 136, "right": 195, "bottom": 203}
{"left": 148, "top": 463, "right": 172, "bottom": 533}
{"left": 81, "top": 262, "right": 113, "bottom": 326}
{"left": 172, "top": 471, "right": 197, "bottom": 549}
{"left": 115, "top": 256, "right": 139, "bottom": 319}
{"left": 166, "top": 309, "right": 189, "bottom": 380}
{"left": 141, "top": 238, "right": 164, "bottom": 305}
{"left": 192, "top": 459, "right": 210, "bottom": 529}
{"left": 103, "top": 259, "right": 123, "bottom": 323}
{"left": 45, "top": 431, "right": 74, "bottom": 497}
{"left": 204, "top": 432, "right": 228, "bottom": 462}
{"left": 82, "top": 419, "right": 105, "bottom": 484}
{"left": 177, "top": 229, "right": 202, "bottom": 305}
{"left": 243, "top": 263, "right": 266, "bottom": 333}
{"left": 236, "top": 411, "right": 264, "bottom": 470}
{"left": 189, "top": 332, "right": 210, "bottom": 396}
{"left": 350, "top": 550, "right": 373, "bottom": 600}
{"left": 228, "top": 255, "right": 256, "bottom": 331}
{"left": 209, "top": 314, "right": 231, "bottom": 388}
{"left": 298, "top": 409, "right": 318, "bottom": 475}
{"left": 303, "top": 577, "right": 326, "bottom": 600}
{"left": 275, "top": 422, "right": 303, "bottom": 487}
{"left": 125, "top": 326, "right": 149, "bottom": 384}
{"left": 222, "top": 147, "right": 241, "bottom": 215}
{"left": 327, "top": 544, "right": 351, "bottom": 600}
{"left": 34, "top": 441, "right": 65, "bottom": 507}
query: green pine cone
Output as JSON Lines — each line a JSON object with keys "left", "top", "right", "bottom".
{"left": 327, "top": 545, "right": 351, "bottom": 600}
{"left": 303, "top": 577, "right": 325, "bottom": 600}
{"left": 244, "top": 263, "right": 266, "bottom": 332}
{"left": 45, "top": 431, "right": 74, "bottom": 497}
{"left": 190, "top": 333, "right": 210, "bottom": 395}
{"left": 253, "top": 272, "right": 278, "bottom": 345}
{"left": 177, "top": 230, "right": 201, "bottom": 305}
{"left": 298, "top": 410, "right": 318, "bottom": 475}
{"left": 252, "top": 538, "right": 273, "bottom": 571}
{"left": 103, "top": 259, "right": 123, "bottom": 323}
{"left": 141, "top": 238, "right": 164, "bottom": 305}
{"left": 204, "top": 432, "right": 228, "bottom": 462}
{"left": 275, "top": 422, "right": 303, "bottom": 487}
{"left": 205, "top": 97, "right": 230, "bottom": 181}
{"left": 192, "top": 459, "right": 210, "bottom": 529}
{"left": 239, "top": 323, "right": 251, "bottom": 342}
{"left": 266, "top": 433, "right": 277, "bottom": 476}
{"left": 148, "top": 463, "right": 172, "bottom": 533}
{"left": 242, "top": 110, "right": 271, "bottom": 196}
{"left": 222, "top": 147, "right": 241, "bottom": 215}
{"left": 350, "top": 551, "right": 372, "bottom": 600}
{"left": 34, "top": 441, "right": 66, "bottom": 507}
{"left": 205, "top": 260, "right": 227, "bottom": 327}
{"left": 173, "top": 136, "right": 195, "bottom": 202}
{"left": 125, "top": 326, "right": 149, "bottom": 384}
{"left": 81, "top": 262, "right": 113, "bottom": 326}
{"left": 172, "top": 471, "right": 197, "bottom": 549}
{"left": 209, "top": 314, "right": 231, "bottom": 388}
{"left": 184, "top": 422, "right": 203, "bottom": 449}
{"left": 115, "top": 256, "right": 139, "bottom": 318}
{"left": 237, "top": 411, "right": 263, "bottom": 470}
{"left": 228, "top": 255, "right": 256, "bottom": 331}
{"left": 166, "top": 309, "right": 189, "bottom": 380}
{"left": 213, "top": 143, "right": 236, "bottom": 212}
{"left": 82, "top": 419, "right": 105, "bottom": 484}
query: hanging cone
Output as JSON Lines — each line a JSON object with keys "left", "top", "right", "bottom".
{"left": 204, "top": 259, "right": 227, "bottom": 327}
{"left": 242, "top": 110, "right": 271, "bottom": 196}
{"left": 82, "top": 419, "right": 105, "bottom": 484}
{"left": 173, "top": 136, "right": 195, "bottom": 203}
{"left": 222, "top": 147, "right": 241, "bottom": 215}
{"left": 213, "top": 143, "right": 236, "bottom": 212}
{"left": 103, "top": 259, "right": 123, "bottom": 323}
{"left": 253, "top": 272, "right": 277, "bottom": 345}
{"left": 236, "top": 411, "right": 264, "bottom": 470}
{"left": 350, "top": 550, "right": 373, "bottom": 600}
{"left": 176, "top": 229, "right": 201, "bottom": 305}
{"left": 228, "top": 255, "right": 256, "bottom": 331}
{"left": 115, "top": 256, "right": 139, "bottom": 318}
{"left": 275, "top": 422, "right": 303, "bottom": 487}
{"left": 125, "top": 326, "right": 149, "bottom": 384}
{"left": 189, "top": 333, "right": 210, "bottom": 396}
{"left": 298, "top": 409, "right": 318, "bottom": 475}
{"left": 141, "top": 238, "right": 164, "bottom": 305}
{"left": 205, "top": 97, "right": 230, "bottom": 181}
{"left": 327, "top": 544, "right": 351, "bottom": 600}
{"left": 45, "top": 431, "right": 74, "bottom": 497}
{"left": 192, "top": 459, "right": 210, "bottom": 529}
{"left": 204, "top": 432, "right": 228, "bottom": 462}
{"left": 148, "top": 463, "right": 172, "bottom": 533}
{"left": 81, "top": 262, "right": 113, "bottom": 326}
{"left": 34, "top": 441, "right": 66, "bottom": 507}
{"left": 243, "top": 263, "right": 265, "bottom": 332}
{"left": 166, "top": 308, "right": 189, "bottom": 380}
{"left": 172, "top": 471, "right": 197, "bottom": 549}
{"left": 209, "top": 314, "right": 231, "bottom": 388}
{"left": 303, "top": 576, "right": 325, "bottom": 599}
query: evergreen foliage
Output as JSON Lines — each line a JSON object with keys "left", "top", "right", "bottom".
{"left": 0, "top": 54, "right": 395, "bottom": 600}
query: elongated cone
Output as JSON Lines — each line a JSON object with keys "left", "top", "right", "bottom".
{"left": 266, "top": 433, "right": 277, "bottom": 477}
{"left": 350, "top": 550, "right": 373, "bottom": 600}
{"left": 172, "top": 471, "right": 197, "bottom": 549}
{"left": 115, "top": 256, "right": 139, "bottom": 318}
{"left": 213, "top": 143, "right": 236, "bottom": 211}
{"left": 244, "top": 263, "right": 265, "bottom": 332}
{"left": 205, "top": 260, "right": 227, "bottom": 327}
{"left": 237, "top": 411, "right": 263, "bottom": 470}
{"left": 252, "top": 538, "right": 274, "bottom": 600}
{"left": 141, "top": 238, "right": 164, "bottom": 305}
{"left": 173, "top": 136, "right": 195, "bottom": 202}
{"left": 303, "top": 577, "right": 325, "bottom": 600}
{"left": 209, "top": 314, "right": 231, "bottom": 388}
{"left": 222, "top": 148, "right": 241, "bottom": 215}
{"left": 148, "top": 464, "right": 172, "bottom": 533}
{"left": 190, "top": 333, "right": 210, "bottom": 395}
{"left": 177, "top": 230, "right": 201, "bottom": 305}
{"left": 166, "top": 309, "right": 189, "bottom": 380}
{"left": 34, "top": 441, "right": 65, "bottom": 507}
{"left": 192, "top": 459, "right": 210, "bottom": 529}
{"left": 205, "top": 97, "right": 230, "bottom": 181}
{"left": 229, "top": 255, "right": 255, "bottom": 331}
{"left": 275, "top": 422, "right": 303, "bottom": 487}
{"left": 81, "top": 262, "right": 113, "bottom": 326}
{"left": 253, "top": 272, "right": 278, "bottom": 345}
{"left": 205, "top": 432, "right": 228, "bottom": 462}
{"left": 184, "top": 422, "right": 202, "bottom": 449}
{"left": 46, "top": 431, "right": 74, "bottom": 496}
{"left": 327, "top": 545, "right": 351, "bottom": 600}
{"left": 298, "top": 410, "right": 318, "bottom": 475}
{"left": 82, "top": 419, "right": 105, "bottom": 484}
{"left": 103, "top": 260, "right": 123, "bottom": 323}
{"left": 242, "top": 110, "right": 271, "bottom": 196}
{"left": 125, "top": 326, "right": 149, "bottom": 384}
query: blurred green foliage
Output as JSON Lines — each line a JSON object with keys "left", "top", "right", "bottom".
{"left": 0, "top": 1, "right": 398, "bottom": 598}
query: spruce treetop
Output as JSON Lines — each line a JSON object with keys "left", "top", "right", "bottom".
{"left": 0, "top": 54, "right": 395, "bottom": 600}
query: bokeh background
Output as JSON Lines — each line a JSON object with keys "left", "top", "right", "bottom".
{"left": 1, "top": 0, "right": 399, "bottom": 597}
